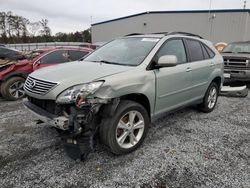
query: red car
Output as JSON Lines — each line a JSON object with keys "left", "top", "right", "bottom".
{"left": 0, "top": 47, "right": 92, "bottom": 101}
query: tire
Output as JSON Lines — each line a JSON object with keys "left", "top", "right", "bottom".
{"left": 0, "top": 83, "right": 5, "bottom": 97}
{"left": 99, "top": 100, "right": 150, "bottom": 155}
{"left": 1, "top": 77, "right": 26, "bottom": 101}
{"left": 198, "top": 82, "right": 219, "bottom": 113}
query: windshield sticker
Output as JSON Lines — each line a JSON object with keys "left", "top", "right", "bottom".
{"left": 141, "top": 38, "right": 160, "bottom": 42}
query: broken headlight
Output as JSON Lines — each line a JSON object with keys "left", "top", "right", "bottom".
{"left": 56, "top": 81, "right": 104, "bottom": 104}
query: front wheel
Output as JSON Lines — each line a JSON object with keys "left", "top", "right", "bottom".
{"left": 100, "top": 100, "right": 150, "bottom": 155}
{"left": 198, "top": 82, "right": 219, "bottom": 113}
{"left": 1, "top": 77, "right": 26, "bottom": 101}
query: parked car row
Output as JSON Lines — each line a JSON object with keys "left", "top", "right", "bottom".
{"left": 0, "top": 46, "right": 92, "bottom": 100}
{"left": 2, "top": 33, "right": 248, "bottom": 161}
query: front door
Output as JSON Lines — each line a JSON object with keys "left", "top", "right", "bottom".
{"left": 154, "top": 38, "right": 193, "bottom": 116}
{"left": 33, "top": 50, "right": 69, "bottom": 70}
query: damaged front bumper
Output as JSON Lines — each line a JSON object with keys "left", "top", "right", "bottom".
{"left": 23, "top": 96, "right": 116, "bottom": 160}
{"left": 23, "top": 99, "right": 69, "bottom": 130}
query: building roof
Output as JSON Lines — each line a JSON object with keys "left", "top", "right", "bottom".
{"left": 91, "top": 9, "right": 250, "bottom": 26}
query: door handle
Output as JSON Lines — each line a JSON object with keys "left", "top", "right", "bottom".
{"left": 210, "top": 62, "right": 215, "bottom": 67}
{"left": 186, "top": 67, "right": 192, "bottom": 72}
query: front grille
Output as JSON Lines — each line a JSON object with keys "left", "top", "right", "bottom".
{"left": 24, "top": 76, "right": 58, "bottom": 95}
{"left": 28, "top": 96, "right": 57, "bottom": 114}
{"left": 224, "top": 57, "right": 250, "bottom": 70}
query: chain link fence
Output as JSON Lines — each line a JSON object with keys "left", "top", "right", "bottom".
{"left": 6, "top": 42, "right": 91, "bottom": 51}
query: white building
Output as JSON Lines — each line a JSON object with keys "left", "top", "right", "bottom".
{"left": 91, "top": 9, "right": 250, "bottom": 44}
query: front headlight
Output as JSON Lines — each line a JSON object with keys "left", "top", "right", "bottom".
{"left": 56, "top": 81, "right": 104, "bottom": 104}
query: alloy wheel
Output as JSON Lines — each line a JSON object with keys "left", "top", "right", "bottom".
{"left": 8, "top": 81, "right": 25, "bottom": 99}
{"left": 207, "top": 87, "right": 217, "bottom": 109}
{"left": 116, "top": 110, "right": 145, "bottom": 149}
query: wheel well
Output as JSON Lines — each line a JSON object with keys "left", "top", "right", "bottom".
{"left": 3, "top": 71, "right": 28, "bottom": 82}
{"left": 212, "top": 77, "right": 222, "bottom": 88}
{"left": 120, "top": 94, "right": 151, "bottom": 117}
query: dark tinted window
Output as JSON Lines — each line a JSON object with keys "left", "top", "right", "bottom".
{"left": 0, "top": 48, "right": 11, "bottom": 56}
{"left": 69, "top": 50, "right": 88, "bottom": 61}
{"left": 156, "top": 39, "right": 187, "bottom": 64}
{"left": 40, "top": 50, "right": 69, "bottom": 64}
{"left": 204, "top": 45, "right": 215, "bottom": 58}
{"left": 186, "top": 39, "right": 204, "bottom": 61}
{"left": 201, "top": 43, "right": 210, "bottom": 59}
{"left": 0, "top": 48, "right": 20, "bottom": 60}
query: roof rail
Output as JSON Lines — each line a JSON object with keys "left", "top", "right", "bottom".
{"left": 125, "top": 33, "right": 144, "bottom": 36}
{"left": 167, "top": 32, "right": 203, "bottom": 39}
{"left": 125, "top": 32, "right": 203, "bottom": 39}
{"left": 150, "top": 32, "right": 168, "bottom": 35}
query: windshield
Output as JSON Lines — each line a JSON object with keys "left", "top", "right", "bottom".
{"left": 84, "top": 37, "right": 160, "bottom": 66}
{"left": 24, "top": 50, "right": 44, "bottom": 59}
{"left": 222, "top": 42, "right": 250, "bottom": 54}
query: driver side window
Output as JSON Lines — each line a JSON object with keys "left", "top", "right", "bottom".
{"left": 40, "top": 50, "right": 69, "bottom": 64}
{"left": 156, "top": 39, "right": 187, "bottom": 64}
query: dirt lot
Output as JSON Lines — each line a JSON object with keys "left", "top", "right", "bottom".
{"left": 0, "top": 93, "right": 249, "bottom": 188}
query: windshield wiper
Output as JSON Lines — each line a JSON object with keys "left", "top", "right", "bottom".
{"left": 99, "top": 60, "right": 123, "bottom": 65}
{"left": 88, "top": 60, "right": 132, "bottom": 66}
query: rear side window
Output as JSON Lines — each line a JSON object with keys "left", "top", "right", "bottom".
{"left": 201, "top": 44, "right": 210, "bottom": 59}
{"left": 69, "top": 50, "right": 89, "bottom": 61}
{"left": 204, "top": 45, "right": 215, "bottom": 58}
{"left": 186, "top": 39, "right": 204, "bottom": 62}
{"left": 156, "top": 39, "right": 187, "bottom": 64}
{"left": 40, "top": 50, "right": 69, "bottom": 64}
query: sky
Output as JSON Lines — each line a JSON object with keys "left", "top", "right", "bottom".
{"left": 0, "top": 0, "right": 249, "bottom": 34}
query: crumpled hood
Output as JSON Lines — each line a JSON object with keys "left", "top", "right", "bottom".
{"left": 29, "top": 61, "right": 134, "bottom": 96}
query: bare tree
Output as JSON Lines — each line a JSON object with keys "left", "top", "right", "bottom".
{"left": 28, "top": 21, "right": 41, "bottom": 37}
{"left": 39, "top": 19, "right": 51, "bottom": 36}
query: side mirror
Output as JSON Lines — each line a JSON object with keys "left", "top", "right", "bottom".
{"left": 157, "top": 55, "right": 177, "bottom": 68}
{"left": 33, "top": 60, "right": 41, "bottom": 67}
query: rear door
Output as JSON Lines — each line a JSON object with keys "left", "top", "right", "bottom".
{"left": 154, "top": 38, "right": 193, "bottom": 115}
{"left": 184, "top": 39, "right": 214, "bottom": 99}
{"left": 33, "top": 50, "right": 69, "bottom": 70}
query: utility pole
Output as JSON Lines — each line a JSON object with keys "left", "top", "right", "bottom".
{"left": 90, "top": 16, "right": 93, "bottom": 25}
{"left": 208, "top": 0, "right": 214, "bottom": 41}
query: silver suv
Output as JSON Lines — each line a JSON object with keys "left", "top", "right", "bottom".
{"left": 23, "top": 32, "right": 223, "bottom": 160}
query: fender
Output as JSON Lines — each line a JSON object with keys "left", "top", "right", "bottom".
{"left": 2, "top": 70, "right": 31, "bottom": 81}
{"left": 208, "top": 67, "right": 223, "bottom": 86}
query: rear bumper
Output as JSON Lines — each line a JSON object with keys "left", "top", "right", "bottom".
{"left": 23, "top": 99, "right": 69, "bottom": 130}
{"left": 224, "top": 69, "right": 250, "bottom": 81}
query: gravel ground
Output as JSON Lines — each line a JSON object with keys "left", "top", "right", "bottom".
{"left": 0, "top": 93, "right": 249, "bottom": 188}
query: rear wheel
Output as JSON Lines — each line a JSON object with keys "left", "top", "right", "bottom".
{"left": 198, "top": 82, "right": 219, "bottom": 113}
{"left": 99, "top": 100, "right": 150, "bottom": 155}
{"left": 1, "top": 77, "right": 26, "bottom": 101}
